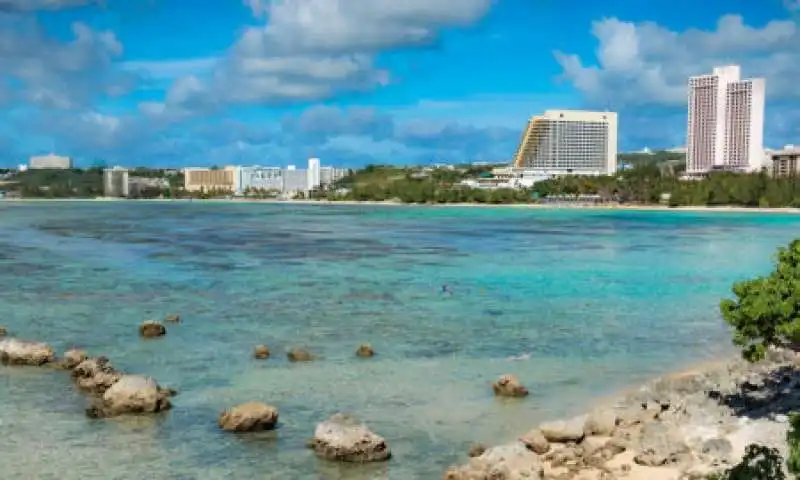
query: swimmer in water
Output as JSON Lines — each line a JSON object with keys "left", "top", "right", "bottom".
{"left": 441, "top": 284, "right": 451, "bottom": 295}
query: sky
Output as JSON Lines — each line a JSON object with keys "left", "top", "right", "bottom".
{"left": 0, "top": 0, "right": 799, "bottom": 168}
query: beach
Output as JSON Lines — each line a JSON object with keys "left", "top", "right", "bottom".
{"left": 1, "top": 202, "right": 799, "bottom": 479}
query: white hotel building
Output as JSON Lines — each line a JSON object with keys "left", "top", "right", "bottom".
{"left": 686, "top": 65, "right": 765, "bottom": 175}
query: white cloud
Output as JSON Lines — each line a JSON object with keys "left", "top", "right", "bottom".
{"left": 0, "top": 16, "right": 135, "bottom": 109}
{"left": 166, "top": 0, "right": 492, "bottom": 111}
{"left": 242, "top": 0, "right": 492, "bottom": 54}
{"left": 556, "top": 14, "right": 800, "bottom": 107}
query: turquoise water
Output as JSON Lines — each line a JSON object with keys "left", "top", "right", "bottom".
{"left": 1, "top": 202, "right": 799, "bottom": 479}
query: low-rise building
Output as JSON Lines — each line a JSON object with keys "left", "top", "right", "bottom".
{"left": 29, "top": 154, "right": 73, "bottom": 170}
{"left": 184, "top": 167, "right": 237, "bottom": 192}
{"left": 769, "top": 145, "right": 800, "bottom": 177}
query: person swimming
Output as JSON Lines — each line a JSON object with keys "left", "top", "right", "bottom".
{"left": 441, "top": 284, "right": 451, "bottom": 295}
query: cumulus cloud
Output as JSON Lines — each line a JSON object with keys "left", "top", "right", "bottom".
{"left": 0, "top": 15, "right": 136, "bottom": 109}
{"left": 164, "top": 0, "right": 492, "bottom": 111}
{"left": 556, "top": 14, "right": 800, "bottom": 107}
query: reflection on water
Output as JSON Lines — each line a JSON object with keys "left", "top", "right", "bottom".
{"left": 1, "top": 202, "right": 799, "bottom": 478}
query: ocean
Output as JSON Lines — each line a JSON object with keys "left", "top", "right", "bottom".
{"left": 1, "top": 201, "right": 798, "bottom": 479}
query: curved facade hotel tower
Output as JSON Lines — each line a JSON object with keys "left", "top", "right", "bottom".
{"left": 512, "top": 110, "right": 618, "bottom": 176}
{"left": 686, "top": 65, "right": 765, "bottom": 175}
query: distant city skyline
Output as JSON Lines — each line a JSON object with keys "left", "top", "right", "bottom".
{"left": 0, "top": 1, "right": 797, "bottom": 168}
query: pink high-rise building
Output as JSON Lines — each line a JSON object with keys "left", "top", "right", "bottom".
{"left": 686, "top": 65, "right": 765, "bottom": 175}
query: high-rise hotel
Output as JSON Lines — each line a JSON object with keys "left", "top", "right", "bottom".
{"left": 686, "top": 65, "right": 765, "bottom": 175}
{"left": 512, "top": 110, "right": 618, "bottom": 176}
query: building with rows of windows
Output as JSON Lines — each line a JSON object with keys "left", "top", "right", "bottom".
{"left": 686, "top": 65, "right": 765, "bottom": 175}
{"left": 511, "top": 110, "right": 618, "bottom": 178}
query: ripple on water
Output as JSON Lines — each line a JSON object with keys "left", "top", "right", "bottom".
{"left": 1, "top": 204, "right": 798, "bottom": 478}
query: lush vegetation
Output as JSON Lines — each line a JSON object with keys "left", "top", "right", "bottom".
{"left": 9, "top": 168, "right": 104, "bottom": 198}
{"left": 721, "top": 239, "right": 800, "bottom": 362}
{"left": 712, "top": 240, "right": 800, "bottom": 479}
{"left": 315, "top": 164, "right": 532, "bottom": 204}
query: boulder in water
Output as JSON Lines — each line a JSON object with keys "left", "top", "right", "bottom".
{"left": 355, "top": 344, "right": 375, "bottom": 358}
{"left": 139, "top": 321, "right": 166, "bottom": 338}
{"left": 287, "top": 347, "right": 313, "bottom": 362}
{"left": 72, "top": 356, "right": 121, "bottom": 394}
{"left": 0, "top": 326, "right": 6, "bottom": 337}
{"left": 492, "top": 374, "right": 529, "bottom": 398}
{"left": 0, "top": 338, "right": 55, "bottom": 366}
{"left": 307, "top": 413, "right": 391, "bottom": 462}
{"left": 60, "top": 348, "right": 88, "bottom": 369}
{"left": 86, "top": 375, "right": 172, "bottom": 418}
{"left": 218, "top": 402, "right": 279, "bottom": 432}
{"left": 253, "top": 345, "right": 270, "bottom": 359}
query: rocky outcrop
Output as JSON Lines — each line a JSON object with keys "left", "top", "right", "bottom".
{"left": 519, "top": 429, "right": 550, "bottom": 454}
{"left": 539, "top": 416, "right": 586, "bottom": 443}
{"left": 218, "top": 402, "right": 279, "bottom": 432}
{"left": 307, "top": 413, "right": 391, "bottom": 462}
{"left": 138, "top": 321, "right": 166, "bottom": 338}
{"left": 253, "top": 345, "right": 270, "bottom": 359}
{"left": 355, "top": 344, "right": 375, "bottom": 358}
{"left": 164, "top": 314, "right": 181, "bottom": 323}
{"left": 0, "top": 338, "right": 55, "bottom": 365}
{"left": 492, "top": 374, "right": 529, "bottom": 398}
{"left": 287, "top": 347, "right": 314, "bottom": 362}
{"left": 445, "top": 347, "right": 800, "bottom": 480}
{"left": 86, "top": 375, "right": 172, "bottom": 418}
{"left": 72, "top": 356, "right": 122, "bottom": 394}
{"left": 60, "top": 348, "right": 88, "bottom": 369}
{"left": 444, "top": 443, "right": 544, "bottom": 479}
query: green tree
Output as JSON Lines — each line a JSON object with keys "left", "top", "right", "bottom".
{"left": 720, "top": 239, "right": 800, "bottom": 362}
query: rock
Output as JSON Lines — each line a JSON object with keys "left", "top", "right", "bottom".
{"left": 307, "top": 413, "right": 391, "bottom": 462}
{"left": 60, "top": 349, "right": 88, "bottom": 369}
{"left": 444, "top": 443, "right": 544, "bottom": 479}
{"left": 699, "top": 437, "right": 733, "bottom": 461}
{"left": 539, "top": 416, "right": 586, "bottom": 443}
{"left": 467, "top": 443, "right": 487, "bottom": 458}
{"left": 218, "top": 402, "right": 278, "bottom": 432}
{"left": 0, "top": 338, "right": 55, "bottom": 366}
{"left": 584, "top": 409, "right": 618, "bottom": 436}
{"left": 86, "top": 375, "right": 172, "bottom": 418}
{"left": 0, "top": 326, "right": 6, "bottom": 337}
{"left": 253, "top": 345, "right": 270, "bottom": 359}
{"left": 164, "top": 314, "right": 181, "bottom": 323}
{"left": 492, "top": 374, "right": 529, "bottom": 398}
{"left": 581, "top": 436, "right": 611, "bottom": 457}
{"left": 355, "top": 344, "right": 375, "bottom": 358}
{"left": 633, "top": 422, "right": 691, "bottom": 467}
{"left": 287, "top": 347, "right": 313, "bottom": 362}
{"left": 519, "top": 428, "right": 550, "bottom": 454}
{"left": 138, "top": 321, "right": 166, "bottom": 338}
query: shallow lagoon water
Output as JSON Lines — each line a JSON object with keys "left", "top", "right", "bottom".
{"left": 1, "top": 202, "right": 799, "bottom": 479}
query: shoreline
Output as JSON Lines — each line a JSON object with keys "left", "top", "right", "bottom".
{"left": 446, "top": 348, "right": 799, "bottom": 479}
{"left": 3, "top": 197, "right": 800, "bottom": 214}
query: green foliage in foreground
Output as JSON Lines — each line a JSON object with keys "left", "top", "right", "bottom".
{"left": 707, "top": 444, "right": 787, "bottom": 480}
{"left": 788, "top": 414, "right": 800, "bottom": 476}
{"left": 720, "top": 239, "right": 800, "bottom": 362}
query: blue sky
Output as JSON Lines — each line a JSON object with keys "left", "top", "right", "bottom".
{"left": 0, "top": 0, "right": 798, "bottom": 167}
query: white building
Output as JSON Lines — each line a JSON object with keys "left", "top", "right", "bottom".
{"left": 686, "top": 65, "right": 765, "bottom": 174}
{"left": 512, "top": 110, "right": 618, "bottom": 176}
{"left": 29, "top": 154, "right": 73, "bottom": 170}
{"left": 307, "top": 157, "right": 321, "bottom": 191}
{"left": 103, "top": 167, "right": 129, "bottom": 197}
{"left": 236, "top": 166, "right": 283, "bottom": 194}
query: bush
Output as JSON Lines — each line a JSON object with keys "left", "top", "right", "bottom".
{"left": 720, "top": 239, "right": 800, "bottom": 362}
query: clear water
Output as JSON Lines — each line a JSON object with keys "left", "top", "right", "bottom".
{"left": 1, "top": 201, "right": 798, "bottom": 479}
